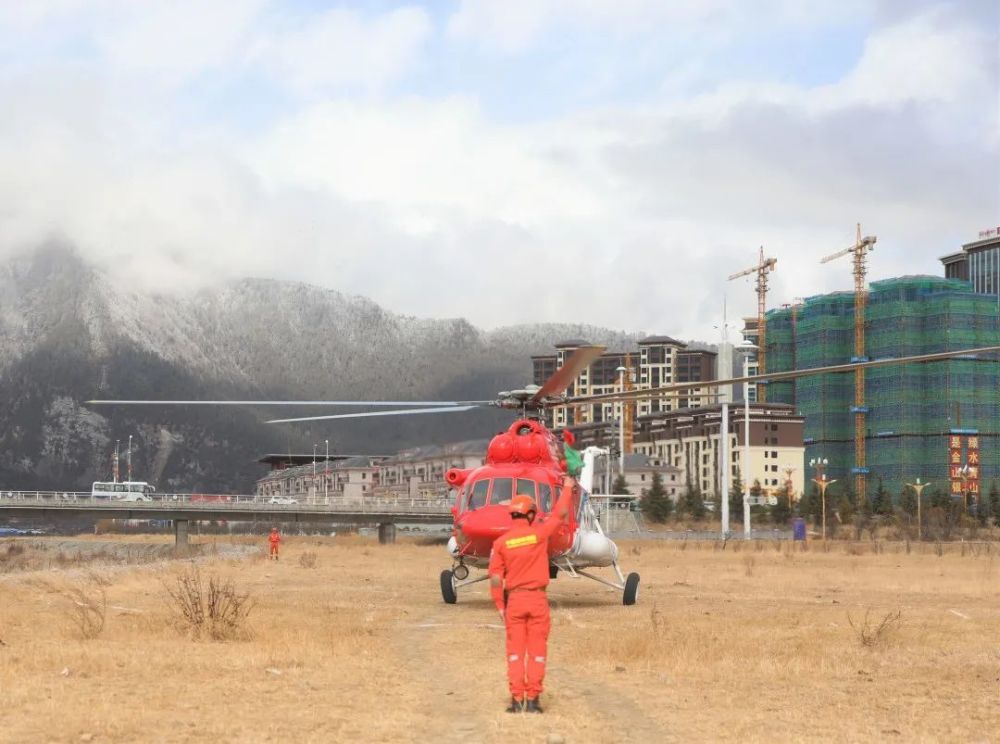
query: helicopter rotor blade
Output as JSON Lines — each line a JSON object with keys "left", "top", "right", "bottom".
{"left": 86, "top": 400, "right": 492, "bottom": 407}
{"left": 567, "top": 345, "right": 1000, "bottom": 406}
{"left": 530, "top": 345, "right": 605, "bottom": 404}
{"left": 267, "top": 406, "right": 482, "bottom": 424}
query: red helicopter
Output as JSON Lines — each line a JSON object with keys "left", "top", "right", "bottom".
{"left": 439, "top": 413, "right": 639, "bottom": 605}
{"left": 89, "top": 342, "right": 1000, "bottom": 607}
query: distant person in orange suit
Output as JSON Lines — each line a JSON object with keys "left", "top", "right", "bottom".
{"left": 488, "top": 476, "right": 574, "bottom": 714}
{"left": 268, "top": 527, "right": 281, "bottom": 560}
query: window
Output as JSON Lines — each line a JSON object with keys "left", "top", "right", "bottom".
{"left": 764, "top": 451, "right": 769, "bottom": 459}
{"left": 467, "top": 480, "right": 490, "bottom": 510}
{"left": 492, "top": 478, "right": 514, "bottom": 504}
{"left": 538, "top": 483, "right": 552, "bottom": 512}
{"left": 770, "top": 465, "right": 778, "bottom": 472}
{"left": 515, "top": 479, "right": 536, "bottom": 502}
{"left": 771, "top": 451, "right": 777, "bottom": 458}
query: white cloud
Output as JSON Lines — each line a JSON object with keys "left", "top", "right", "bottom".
{"left": 0, "top": 1, "right": 995, "bottom": 339}
{"left": 253, "top": 6, "right": 432, "bottom": 96}
{"left": 446, "top": 0, "right": 869, "bottom": 52}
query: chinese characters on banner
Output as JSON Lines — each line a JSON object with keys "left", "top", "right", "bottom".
{"left": 949, "top": 435, "right": 980, "bottom": 504}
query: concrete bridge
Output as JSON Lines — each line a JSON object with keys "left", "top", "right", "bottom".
{"left": 0, "top": 491, "right": 454, "bottom": 546}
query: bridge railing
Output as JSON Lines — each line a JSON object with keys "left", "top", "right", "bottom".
{"left": 0, "top": 490, "right": 452, "bottom": 515}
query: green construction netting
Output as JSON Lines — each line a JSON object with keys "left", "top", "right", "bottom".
{"left": 763, "top": 277, "right": 1000, "bottom": 496}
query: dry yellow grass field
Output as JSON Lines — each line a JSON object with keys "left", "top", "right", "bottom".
{"left": 1, "top": 535, "right": 998, "bottom": 743}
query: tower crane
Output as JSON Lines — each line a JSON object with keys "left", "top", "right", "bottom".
{"left": 728, "top": 248, "right": 778, "bottom": 403}
{"left": 821, "top": 224, "right": 877, "bottom": 505}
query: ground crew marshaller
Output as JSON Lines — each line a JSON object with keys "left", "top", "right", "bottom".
{"left": 268, "top": 527, "right": 281, "bottom": 560}
{"left": 488, "top": 476, "right": 574, "bottom": 714}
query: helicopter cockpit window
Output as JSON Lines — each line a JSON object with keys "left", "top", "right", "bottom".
{"left": 466, "top": 480, "right": 490, "bottom": 510}
{"left": 491, "top": 478, "right": 513, "bottom": 505}
{"left": 516, "top": 479, "right": 536, "bottom": 504}
{"left": 537, "top": 482, "right": 552, "bottom": 512}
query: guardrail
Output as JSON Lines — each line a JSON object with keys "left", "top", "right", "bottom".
{"left": 0, "top": 490, "right": 452, "bottom": 515}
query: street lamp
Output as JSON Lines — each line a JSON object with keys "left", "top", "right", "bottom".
{"left": 783, "top": 465, "right": 796, "bottom": 511}
{"left": 616, "top": 365, "right": 627, "bottom": 477}
{"left": 905, "top": 477, "right": 930, "bottom": 541}
{"left": 735, "top": 339, "right": 758, "bottom": 540}
{"left": 325, "top": 440, "right": 330, "bottom": 505}
{"left": 809, "top": 457, "right": 836, "bottom": 542}
{"left": 957, "top": 463, "right": 973, "bottom": 515}
{"left": 312, "top": 444, "right": 317, "bottom": 505}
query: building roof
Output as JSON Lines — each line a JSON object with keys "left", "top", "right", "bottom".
{"left": 379, "top": 439, "right": 489, "bottom": 464}
{"left": 257, "top": 453, "right": 377, "bottom": 467}
{"left": 554, "top": 339, "right": 592, "bottom": 348}
{"left": 638, "top": 335, "right": 685, "bottom": 346}
{"left": 257, "top": 455, "right": 383, "bottom": 482}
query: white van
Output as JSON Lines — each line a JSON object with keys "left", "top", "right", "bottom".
{"left": 92, "top": 481, "right": 156, "bottom": 502}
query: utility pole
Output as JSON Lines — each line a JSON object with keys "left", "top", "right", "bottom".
{"left": 728, "top": 248, "right": 777, "bottom": 403}
{"left": 616, "top": 366, "right": 628, "bottom": 476}
{"left": 113, "top": 440, "right": 120, "bottom": 484}
{"left": 821, "top": 225, "right": 877, "bottom": 506}
{"left": 325, "top": 440, "right": 330, "bottom": 504}
{"left": 720, "top": 402, "right": 730, "bottom": 539}
{"left": 127, "top": 435, "right": 133, "bottom": 482}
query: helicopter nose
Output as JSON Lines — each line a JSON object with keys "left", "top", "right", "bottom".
{"left": 455, "top": 505, "right": 511, "bottom": 552}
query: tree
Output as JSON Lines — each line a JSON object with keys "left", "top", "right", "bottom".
{"left": 769, "top": 484, "right": 792, "bottom": 525}
{"left": 729, "top": 467, "right": 745, "bottom": 523}
{"left": 639, "top": 472, "right": 673, "bottom": 523}
{"left": 798, "top": 482, "right": 821, "bottom": 525}
{"left": 679, "top": 483, "right": 707, "bottom": 520}
{"left": 899, "top": 484, "right": 917, "bottom": 518}
{"left": 611, "top": 474, "right": 630, "bottom": 495}
{"left": 871, "top": 478, "right": 894, "bottom": 517}
{"left": 989, "top": 482, "right": 1000, "bottom": 528}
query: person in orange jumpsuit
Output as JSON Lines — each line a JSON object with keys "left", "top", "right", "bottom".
{"left": 268, "top": 527, "right": 281, "bottom": 560}
{"left": 488, "top": 476, "right": 574, "bottom": 714}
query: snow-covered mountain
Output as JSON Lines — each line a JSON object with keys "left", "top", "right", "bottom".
{"left": 0, "top": 246, "right": 644, "bottom": 491}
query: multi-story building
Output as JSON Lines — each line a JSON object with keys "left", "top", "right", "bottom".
{"left": 763, "top": 275, "right": 1000, "bottom": 496}
{"left": 374, "top": 441, "right": 487, "bottom": 499}
{"left": 567, "top": 404, "right": 805, "bottom": 499}
{"left": 256, "top": 440, "right": 487, "bottom": 503}
{"left": 941, "top": 227, "right": 1000, "bottom": 306}
{"left": 532, "top": 336, "right": 718, "bottom": 428}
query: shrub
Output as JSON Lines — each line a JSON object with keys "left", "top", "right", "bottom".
{"left": 298, "top": 552, "right": 318, "bottom": 569}
{"left": 61, "top": 572, "right": 108, "bottom": 640}
{"left": 163, "top": 565, "right": 254, "bottom": 641}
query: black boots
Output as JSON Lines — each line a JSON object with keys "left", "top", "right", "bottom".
{"left": 525, "top": 698, "right": 543, "bottom": 714}
{"left": 506, "top": 698, "right": 523, "bottom": 713}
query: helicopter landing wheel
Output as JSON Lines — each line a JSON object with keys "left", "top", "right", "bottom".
{"left": 623, "top": 572, "right": 640, "bottom": 606}
{"left": 440, "top": 569, "right": 458, "bottom": 604}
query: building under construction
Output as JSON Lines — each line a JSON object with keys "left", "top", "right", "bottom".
{"left": 764, "top": 276, "right": 1000, "bottom": 498}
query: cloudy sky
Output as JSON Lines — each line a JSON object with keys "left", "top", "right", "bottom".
{"left": 0, "top": 0, "right": 996, "bottom": 338}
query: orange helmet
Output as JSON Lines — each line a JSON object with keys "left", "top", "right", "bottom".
{"left": 509, "top": 495, "right": 537, "bottom": 515}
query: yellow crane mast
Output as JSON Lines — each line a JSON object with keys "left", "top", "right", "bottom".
{"left": 820, "top": 224, "right": 877, "bottom": 505}
{"left": 728, "top": 247, "right": 778, "bottom": 402}
{"left": 622, "top": 353, "right": 635, "bottom": 455}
